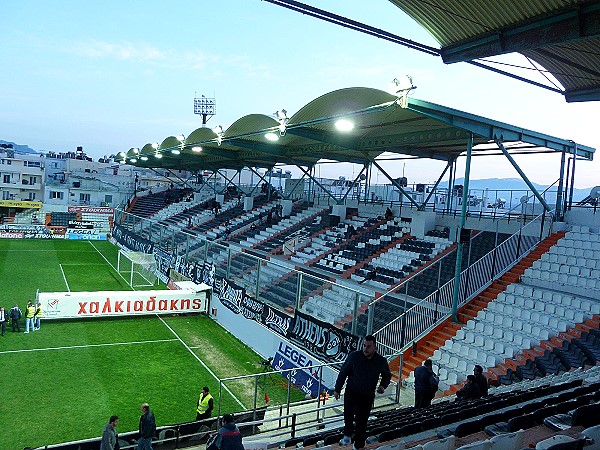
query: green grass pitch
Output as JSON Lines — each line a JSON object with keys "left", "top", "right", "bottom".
{"left": 0, "top": 239, "right": 302, "bottom": 449}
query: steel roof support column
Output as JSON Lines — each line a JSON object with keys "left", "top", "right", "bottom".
{"left": 370, "top": 159, "right": 421, "bottom": 209}
{"left": 556, "top": 149, "right": 567, "bottom": 220}
{"left": 365, "top": 162, "right": 372, "bottom": 205}
{"left": 568, "top": 142, "right": 577, "bottom": 211}
{"left": 202, "top": 171, "right": 219, "bottom": 195}
{"left": 267, "top": 170, "right": 273, "bottom": 201}
{"left": 218, "top": 169, "right": 241, "bottom": 195}
{"left": 247, "top": 167, "right": 269, "bottom": 195}
{"left": 419, "top": 160, "right": 451, "bottom": 210}
{"left": 281, "top": 172, "right": 307, "bottom": 200}
{"left": 446, "top": 159, "right": 455, "bottom": 214}
{"left": 496, "top": 139, "right": 552, "bottom": 212}
{"left": 295, "top": 163, "right": 342, "bottom": 204}
{"left": 340, "top": 165, "right": 367, "bottom": 203}
{"left": 163, "top": 168, "right": 197, "bottom": 191}
{"left": 451, "top": 133, "right": 473, "bottom": 322}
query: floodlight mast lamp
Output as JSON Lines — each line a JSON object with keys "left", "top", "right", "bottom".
{"left": 392, "top": 75, "right": 416, "bottom": 108}
{"left": 274, "top": 109, "right": 289, "bottom": 136}
{"left": 194, "top": 93, "right": 216, "bottom": 126}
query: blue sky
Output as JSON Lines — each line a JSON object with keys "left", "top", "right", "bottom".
{"left": 1, "top": 0, "right": 598, "bottom": 189}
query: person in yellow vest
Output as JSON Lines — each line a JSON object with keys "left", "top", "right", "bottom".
{"left": 34, "top": 302, "right": 43, "bottom": 330}
{"left": 24, "top": 301, "right": 35, "bottom": 333}
{"left": 196, "top": 386, "right": 214, "bottom": 421}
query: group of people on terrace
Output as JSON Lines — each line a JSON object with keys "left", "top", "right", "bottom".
{"left": 100, "top": 388, "right": 243, "bottom": 450}
{"left": 414, "top": 359, "right": 488, "bottom": 409}
{"left": 0, "top": 301, "right": 43, "bottom": 335}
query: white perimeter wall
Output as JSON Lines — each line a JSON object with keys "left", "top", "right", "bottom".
{"left": 209, "top": 299, "right": 338, "bottom": 389}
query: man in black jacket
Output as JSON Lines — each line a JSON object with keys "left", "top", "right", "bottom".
{"left": 137, "top": 402, "right": 156, "bottom": 450}
{"left": 334, "top": 335, "right": 391, "bottom": 450}
{"left": 9, "top": 304, "right": 21, "bottom": 332}
{"left": 473, "top": 365, "right": 488, "bottom": 397}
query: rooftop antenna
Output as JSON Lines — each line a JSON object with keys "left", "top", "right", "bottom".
{"left": 194, "top": 92, "right": 216, "bottom": 127}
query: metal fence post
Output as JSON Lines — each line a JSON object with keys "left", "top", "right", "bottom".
{"left": 226, "top": 247, "right": 232, "bottom": 279}
{"left": 352, "top": 292, "right": 360, "bottom": 335}
{"left": 296, "top": 272, "right": 303, "bottom": 311}
{"left": 255, "top": 263, "right": 262, "bottom": 302}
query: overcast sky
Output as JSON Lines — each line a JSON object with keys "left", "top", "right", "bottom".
{"left": 1, "top": 1, "right": 598, "bottom": 190}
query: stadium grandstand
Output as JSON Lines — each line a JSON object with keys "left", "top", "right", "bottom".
{"left": 49, "top": 85, "right": 595, "bottom": 450}
{"left": 6, "top": 1, "right": 600, "bottom": 448}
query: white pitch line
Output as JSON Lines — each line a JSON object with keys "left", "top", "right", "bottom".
{"left": 59, "top": 263, "right": 71, "bottom": 292}
{"left": 87, "top": 241, "right": 131, "bottom": 286}
{"left": 0, "top": 338, "right": 179, "bottom": 355}
{"left": 59, "top": 263, "right": 107, "bottom": 266}
{"left": 157, "top": 315, "right": 246, "bottom": 409}
{"left": 87, "top": 241, "right": 245, "bottom": 407}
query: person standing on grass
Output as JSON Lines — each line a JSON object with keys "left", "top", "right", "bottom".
{"left": 196, "top": 386, "right": 214, "bottom": 421}
{"left": 137, "top": 402, "right": 156, "bottom": 450}
{"left": 0, "top": 306, "right": 7, "bottom": 336}
{"left": 100, "top": 415, "right": 119, "bottom": 450}
{"left": 24, "top": 301, "right": 35, "bottom": 333}
{"left": 334, "top": 335, "right": 391, "bottom": 450}
{"left": 10, "top": 303, "right": 21, "bottom": 332}
{"left": 34, "top": 302, "right": 43, "bottom": 330}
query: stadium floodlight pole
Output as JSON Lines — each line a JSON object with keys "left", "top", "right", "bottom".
{"left": 194, "top": 93, "right": 216, "bottom": 126}
{"left": 450, "top": 133, "right": 473, "bottom": 322}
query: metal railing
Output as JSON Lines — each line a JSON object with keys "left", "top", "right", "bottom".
{"left": 373, "top": 210, "right": 553, "bottom": 358}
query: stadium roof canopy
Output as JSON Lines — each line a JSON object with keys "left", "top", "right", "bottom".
{"left": 390, "top": 0, "right": 600, "bottom": 102}
{"left": 124, "top": 87, "right": 594, "bottom": 173}
{"left": 265, "top": 0, "right": 600, "bottom": 103}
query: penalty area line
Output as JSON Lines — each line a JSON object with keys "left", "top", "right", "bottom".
{"left": 157, "top": 315, "right": 246, "bottom": 409}
{"left": 59, "top": 264, "right": 71, "bottom": 292}
{"left": 87, "top": 240, "right": 132, "bottom": 287}
{"left": 0, "top": 338, "right": 179, "bottom": 355}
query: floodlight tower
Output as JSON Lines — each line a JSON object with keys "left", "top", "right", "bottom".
{"left": 194, "top": 92, "right": 216, "bottom": 127}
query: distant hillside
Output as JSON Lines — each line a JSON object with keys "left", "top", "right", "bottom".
{"left": 0, "top": 140, "right": 39, "bottom": 154}
{"left": 441, "top": 178, "right": 592, "bottom": 202}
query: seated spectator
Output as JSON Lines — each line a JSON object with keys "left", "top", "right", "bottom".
{"left": 345, "top": 224, "right": 356, "bottom": 239}
{"left": 358, "top": 267, "right": 376, "bottom": 284}
{"left": 207, "top": 413, "right": 244, "bottom": 450}
{"left": 456, "top": 375, "right": 480, "bottom": 400}
{"left": 385, "top": 207, "right": 393, "bottom": 220}
{"left": 473, "top": 365, "right": 488, "bottom": 396}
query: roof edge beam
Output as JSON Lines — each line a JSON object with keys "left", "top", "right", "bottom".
{"left": 565, "top": 85, "right": 600, "bottom": 103}
{"left": 408, "top": 98, "right": 595, "bottom": 159}
{"left": 286, "top": 127, "right": 358, "bottom": 149}
{"left": 441, "top": 2, "right": 600, "bottom": 63}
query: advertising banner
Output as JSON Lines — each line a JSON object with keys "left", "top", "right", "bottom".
{"left": 174, "top": 255, "right": 196, "bottom": 280}
{"left": 112, "top": 225, "right": 154, "bottom": 253}
{"left": 0, "top": 231, "right": 24, "bottom": 239}
{"left": 68, "top": 206, "right": 114, "bottom": 215}
{"left": 287, "top": 310, "right": 361, "bottom": 363}
{"left": 67, "top": 233, "right": 107, "bottom": 241}
{"left": 261, "top": 304, "right": 292, "bottom": 336}
{"left": 38, "top": 289, "right": 210, "bottom": 319}
{"left": 0, "top": 199, "right": 42, "bottom": 209}
{"left": 272, "top": 339, "right": 333, "bottom": 398}
{"left": 153, "top": 247, "right": 173, "bottom": 278}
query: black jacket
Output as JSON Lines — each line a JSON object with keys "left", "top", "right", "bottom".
{"left": 139, "top": 410, "right": 156, "bottom": 439}
{"left": 335, "top": 350, "right": 391, "bottom": 396}
{"left": 456, "top": 382, "right": 480, "bottom": 400}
